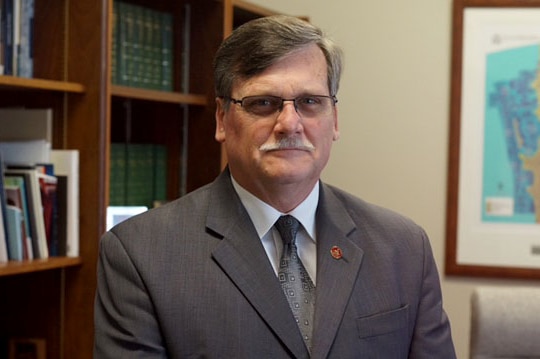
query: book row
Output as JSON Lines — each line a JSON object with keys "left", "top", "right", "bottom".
{"left": 0, "top": 108, "right": 79, "bottom": 262}
{"left": 0, "top": 153, "right": 79, "bottom": 261}
{"left": 109, "top": 142, "right": 168, "bottom": 209}
{"left": 112, "top": 1, "right": 174, "bottom": 91}
{"left": 0, "top": 0, "right": 34, "bottom": 77}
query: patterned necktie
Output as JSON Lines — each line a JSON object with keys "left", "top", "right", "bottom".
{"left": 275, "top": 215, "right": 316, "bottom": 351}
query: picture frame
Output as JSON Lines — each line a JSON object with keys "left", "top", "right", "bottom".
{"left": 445, "top": 0, "right": 540, "bottom": 279}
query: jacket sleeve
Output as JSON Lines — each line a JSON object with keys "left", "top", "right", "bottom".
{"left": 93, "top": 231, "right": 166, "bottom": 358}
{"left": 408, "top": 230, "right": 456, "bottom": 358}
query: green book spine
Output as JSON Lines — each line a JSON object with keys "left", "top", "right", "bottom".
{"left": 111, "top": 1, "right": 119, "bottom": 84}
{"left": 109, "top": 143, "right": 127, "bottom": 205}
{"left": 123, "top": 2, "right": 135, "bottom": 87}
{"left": 141, "top": 7, "right": 153, "bottom": 89}
{"left": 126, "top": 144, "right": 154, "bottom": 207}
{"left": 151, "top": 10, "right": 162, "bottom": 90}
{"left": 152, "top": 145, "right": 167, "bottom": 203}
{"left": 131, "top": 4, "right": 143, "bottom": 88}
{"left": 117, "top": 1, "right": 130, "bottom": 85}
{"left": 160, "top": 12, "right": 173, "bottom": 91}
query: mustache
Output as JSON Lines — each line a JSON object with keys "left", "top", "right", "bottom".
{"left": 259, "top": 137, "right": 315, "bottom": 152}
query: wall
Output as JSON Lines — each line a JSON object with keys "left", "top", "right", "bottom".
{"left": 247, "top": 1, "right": 540, "bottom": 358}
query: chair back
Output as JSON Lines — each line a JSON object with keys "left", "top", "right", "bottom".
{"left": 470, "top": 286, "right": 540, "bottom": 359}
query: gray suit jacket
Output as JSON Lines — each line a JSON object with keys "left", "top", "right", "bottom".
{"left": 94, "top": 170, "right": 456, "bottom": 358}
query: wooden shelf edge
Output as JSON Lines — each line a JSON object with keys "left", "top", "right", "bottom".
{"left": 0, "top": 257, "right": 83, "bottom": 277}
{"left": 0, "top": 75, "right": 85, "bottom": 93}
{"left": 111, "top": 85, "right": 209, "bottom": 106}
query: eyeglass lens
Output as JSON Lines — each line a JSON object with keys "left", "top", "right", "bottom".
{"left": 240, "top": 96, "right": 335, "bottom": 118}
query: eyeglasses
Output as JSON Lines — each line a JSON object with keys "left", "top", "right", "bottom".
{"left": 223, "top": 95, "right": 338, "bottom": 118}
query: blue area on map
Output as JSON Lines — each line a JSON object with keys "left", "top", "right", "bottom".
{"left": 484, "top": 44, "right": 540, "bottom": 223}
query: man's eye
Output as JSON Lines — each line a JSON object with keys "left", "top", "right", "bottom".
{"left": 299, "top": 97, "right": 321, "bottom": 105}
{"left": 251, "top": 97, "right": 275, "bottom": 107}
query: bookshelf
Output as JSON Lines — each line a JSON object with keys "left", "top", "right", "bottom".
{"left": 111, "top": 85, "right": 207, "bottom": 105}
{"left": 0, "top": 257, "right": 82, "bottom": 277}
{"left": 0, "top": 76, "right": 85, "bottom": 92}
{"left": 0, "top": 0, "right": 285, "bottom": 357}
{"left": 0, "top": 1, "right": 108, "bottom": 358}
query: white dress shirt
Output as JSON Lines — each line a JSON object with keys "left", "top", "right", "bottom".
{"left": 231, "top": 176, "right": 319, "bottom": 284}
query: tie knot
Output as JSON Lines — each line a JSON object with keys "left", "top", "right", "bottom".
{"left": 275, "top": 215, "right": 300, "bottom": 245}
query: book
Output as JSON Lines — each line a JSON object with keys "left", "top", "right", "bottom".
{"left": 5, "top": 167, "right": 48, "bottom": 259}
{"left": 111, "top": 0, "right": 118, "bottom": 84}
{"left": 0, "top": 108, "right": 53, "bottom": 143}
{"left": 131, "top": 3, "right": 143, "bottom": 88}
{"left": 160, "top": 12, "right": 173, "bottom": 91}
{"left": 5, "top": 205, "right": 22, "bottom": 260}
{"left": 54, "top": 175, "right": 67, "bottom": 256}
{"left": 0, "top": 0, "right": 5, "bottom": 74}
{"left": 109, "top": 143, "right": 127, "bottom": 206}
{"left": 0, "top": 139, "right": 51, "bottom": 166}
{"left": 153, "top": 145, "right": 167, "bottom": 202}
{"left": 37, "top": 172, "right": 57, "bottom": 256}
{"left": 2, "top": 0, "right": 13, "bottom": 75}
{"left": 4, "top": 174, "right": 32, "bottom": 259}
{"left": 179, "top": 4, "right": 191, "bottom": 93}
{"left": 11, "top": 0, "right": 19, "bottom": 76}
{"left": 125, "top": 143, "right": 153, "bottom": 207}
{"left": 150, "top": 9, "right": 162, "bottom": 90}
{"left": 142, "top": 7, "right": 154, "bottom": 89}
{"left": 5, "top": 184, "right": 30, "bottom": 259}
{"left": 0, "top": 152, "right": 9, "bottom": 262}
{"left": 123, "top": 2, "right": 135, "bottom": 86}
{"left": 16, "top": 0, "right": 33, "bottom": 78}
{"left": 50, "top": 150, "right": 79, "bottom": 257}
{"left": 117, "top": 1, "right": 129, "bottom": 85}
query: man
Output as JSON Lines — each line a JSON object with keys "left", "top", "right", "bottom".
{"left": 94, "top": 15, "right": 456, "bottom": 358}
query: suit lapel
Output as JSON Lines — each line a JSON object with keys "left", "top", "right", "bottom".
{"left": 206, "top": 172, "right": 310, "bottom": 358}
{"left": 205, "top": 173, "right": 364, "bottom": 358}
{"left": 311, "top": 184, "right": 364, "bottom": 359}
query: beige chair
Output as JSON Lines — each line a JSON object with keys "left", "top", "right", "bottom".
{"left": 470, "top": 286, "right": 540, "bottom": 359}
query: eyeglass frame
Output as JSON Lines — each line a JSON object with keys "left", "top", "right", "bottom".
{"left": 220, "top": 94, "right": 338, "bottom": 118}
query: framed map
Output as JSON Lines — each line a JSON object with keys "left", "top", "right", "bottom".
{"left": 446, "top": 0, "right": 540, "bottom": 279}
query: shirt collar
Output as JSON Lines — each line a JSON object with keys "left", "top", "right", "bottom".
{"left": 230, "top": 175, "right": 319, "bottom": 240}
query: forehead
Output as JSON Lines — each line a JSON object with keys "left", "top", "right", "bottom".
{"left": 233, "top": 44, "right": 328, "bottom": 96}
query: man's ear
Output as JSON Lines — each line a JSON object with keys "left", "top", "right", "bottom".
{"left": 215, "top": 97, "right": 226, "bottom": 143}
{"left": 332, "top": 106, "right": 340, "bottom": 141}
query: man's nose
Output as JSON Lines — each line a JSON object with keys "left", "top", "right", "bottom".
{"left": 279, "top": 99, "right": 298, "bottom": 114}
{"left": 275, "top": 101, "right": 302, "bottom": 133}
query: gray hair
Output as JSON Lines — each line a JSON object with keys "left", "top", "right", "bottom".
{"left": 213, "top": 15, "right": 343, "bottom": 99}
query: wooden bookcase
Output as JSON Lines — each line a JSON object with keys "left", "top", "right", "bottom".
{"left": 0, "top": 0, "right": 280, "bottom": 357}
